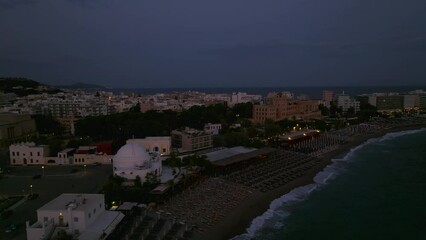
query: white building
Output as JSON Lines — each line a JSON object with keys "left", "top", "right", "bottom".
{"left": 9, "top": 142, "right": 49, "bottom": 165}
{"left": 113, "top": 143, "right": 162, "bottom": 181}
{"left": 336, "top": 94, "right": 360, "bottom": 113}
{"left": 26, "top": 193, "right": 124, "bottom": 240}
{"left": 204, "top": 123, "right": 222, "bottom": 135}
{"left": 127, "top": 136, "right": 171, "bottom": 156}
{"left": 73, "top": 153, "right": 113, "bottom": 165}
{"left": 57, "top": 148, "right": 76, "bottom": 165}
{"left": 229, "top": 92, "right": 262, "bottom": 106}
{"left": 403, "top": 95, "right": 419, "bottom": 110}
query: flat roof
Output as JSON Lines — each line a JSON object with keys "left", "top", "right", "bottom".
{"left": 79, "top": 211, "right": 124, "bottom": 240}
{"left": 59, "top": 148, "right": 75, "bottom": 153}
{"left": 204, "top": 146, "right": 257, "bottom": 162}
{"left": 116, "top": 202, "right": 138, "bottom": 211}
{"left": 38, "top": 193, "right": 104, "bottom": 212}
{"left": 212, "top": 147, "right": 276, "bottom": 166}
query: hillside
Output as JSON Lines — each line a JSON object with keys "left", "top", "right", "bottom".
{"left": 0, "top": 77, "right": 61, "bottom": 96}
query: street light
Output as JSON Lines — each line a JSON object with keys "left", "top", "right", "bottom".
{"left": 42, "top": 166, "right": 45, "bottom": 176}
{"left": 30, "top": 185, "right": 33, "bottom": 195}
{"left": 84, "top": 164, "right": 86, "bottom": 174}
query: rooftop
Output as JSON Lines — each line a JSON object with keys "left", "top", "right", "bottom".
{"left": 38, "top": 193, "right": 104, "bottom": 212}
{"left": 204, "top": 146, "right": 257, "bottom": 162}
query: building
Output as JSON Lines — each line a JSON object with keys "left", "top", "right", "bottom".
{"left": 26, "top": 193, "right": 124, "bottom": 240}
{"left": 228, "top": 92, "right": 262, "bottom": 106}
{"left": 252, "top": 92, "right": 321, "bottom": 123}
{"left": 203, "top": 123, "right": 222, "bottom": 135}
{"left": 171, "top": 127, "right": 213, "bottom": 152}
{"left": 91, "top": 141, "right": 113, "bottom": 155}
{"left": 47, "top": 98, "right": 111, "bottom": 118}
{"left": 403, "top": 95, "right": 420, "bottom": 110}
{"left": 0, "top": 113, "right": 37, "bottom": 147}
{"left": 57, "top": 148, "right": 76, "bottom": 165}
{"left": 420, "top": 95, "right": 426, "bottom": 110}
{"left": 322, "top": 90, "right": 334, "bottom": 106}
{"left": 73, "top": 153, "right": 113, "bottom": 165}
{"left": 113, "top": 143, "right": 162, "bottom": 181}
{"left": 367, "top": 95, "right": 404, "bottom": 112}
{"left": 9, "top": 142, "right": 49, "bottom": 165}
{"left": 336, "top": 93, "right": 360, "bottom": 113}
{"left": 127, "top": 136, "right": 171, "bottom": 156}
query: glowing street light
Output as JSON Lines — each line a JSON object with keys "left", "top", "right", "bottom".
{"left": 41, "top": 166, "right": 45, "bottom": 176}
{"left": 30, "top": 185, "right": 33, "bottom": 195}
{"left": 84, "top": 164, "right": 86, "bottom": 174}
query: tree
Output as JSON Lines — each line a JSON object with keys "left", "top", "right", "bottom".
{"left": 318, "top": 104, "right": 330, "bottom": 116}
{"left": 143, "top": 172, "right": 160, "bottom": 190}
{"left": 346, "top": 107, "right": 355, "bottom": 117}
{"left": 32, "top": 114, "right": 65, "bottom": 136}
{"left": 48, "top": 138, "right": 64, "bottom": 156}
{"left": 134, "top": 175, "right": 142, "bottom": 188}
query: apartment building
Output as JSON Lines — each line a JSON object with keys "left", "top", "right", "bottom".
{"left": 171, "top": 127, "right": 213, "bottom": 152}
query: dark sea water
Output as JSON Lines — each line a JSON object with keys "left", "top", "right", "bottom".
{"left": 233, "top": 128, "right": 426, "bottom": 240}
{"left": 115, "top": 86, "right": 426, "bottom": 98}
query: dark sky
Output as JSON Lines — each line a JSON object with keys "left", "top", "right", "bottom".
{"left": 1, "top": 0, "right": 425, "bottom": 88}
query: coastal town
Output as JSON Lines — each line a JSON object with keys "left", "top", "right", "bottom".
{"left": 1, "top": 78, "right": 426, "bottom": 240}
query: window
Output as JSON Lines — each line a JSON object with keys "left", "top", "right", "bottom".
{"left": 99, "top": 203, "right": 102, "bottom": 208}
{"left": 17, "top": 152, "right": 19, "bottom": 156}
{"left": 88, "top": 213, "right": 91, "bottom": 218}
{"left": 74, "top": 217, "right": 78, "bottom": 222}
{"left": 37, "top": 152, "right": 40, "bottom": 156}
{"left": 30, "top": 152, "right": 33, "bottom": 156}
{"left": 12, "top": 152, "right": 15, "bottom": 156}
{"left": 93, "top": 208, "right": 96, "bottom": 213}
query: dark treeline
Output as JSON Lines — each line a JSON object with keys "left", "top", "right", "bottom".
{"left": 75, "top": 103, "right": 253, "bottom": 151}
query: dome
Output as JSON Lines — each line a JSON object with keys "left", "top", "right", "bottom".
{"left": 113, "top": 144, "right": 150, "bottom": 169}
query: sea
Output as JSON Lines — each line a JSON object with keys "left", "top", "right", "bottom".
{"left": 115, "top": 86, "right": 425, "bottom": 98}
{"left": 232, "top": 128, "right": 426, "bottom": 240}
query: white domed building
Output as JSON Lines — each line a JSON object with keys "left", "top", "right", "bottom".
{"left": 113, "top": 143, "right": 162, "bottom": 181}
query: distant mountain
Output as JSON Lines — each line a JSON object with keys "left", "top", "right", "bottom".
{"left": 57, "top": 82, "right": 109, "bottom": 90}
{"left": 0, "top": 77, "right": 61, "bottom": 96}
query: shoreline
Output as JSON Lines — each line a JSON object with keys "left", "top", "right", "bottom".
{"left": 195, "top": 123, "right": 426, "bottom": 240}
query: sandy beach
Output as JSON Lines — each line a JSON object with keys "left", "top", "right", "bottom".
{"left": 194, "top": 122, "right": 426, "bottom": 240}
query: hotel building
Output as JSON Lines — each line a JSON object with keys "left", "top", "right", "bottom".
{"left": 252, "top": 92, "right": 321, "bottom": 123}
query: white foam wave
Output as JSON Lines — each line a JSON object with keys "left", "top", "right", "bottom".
{"left": 232, "top": 128, "right": 426, "bottom": 239}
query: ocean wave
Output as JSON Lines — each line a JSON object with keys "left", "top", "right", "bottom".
{"left": 232, "top": 128, "right": 426, "bottom": 239}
